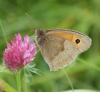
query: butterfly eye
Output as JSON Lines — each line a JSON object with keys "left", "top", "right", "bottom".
{"left": 75, "top": 39, "right": 80, "bottom": 44}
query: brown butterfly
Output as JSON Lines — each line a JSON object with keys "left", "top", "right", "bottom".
{"left": 36, "top": 29, "right": 92, "bottom": 71}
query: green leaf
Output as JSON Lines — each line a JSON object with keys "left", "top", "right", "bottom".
{"left": 24, "top": 69, "right": 34, "bottom": 84}
{"left": 25, "top": 62, "right": 36, "bottom": 68}
{"left": 27, "top": 67, "right": 45, "bottom": 76}
{"left": 0, "top": 78, "right": 17, "bottom": 92}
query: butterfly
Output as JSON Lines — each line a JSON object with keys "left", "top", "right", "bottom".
{"left": 35, "top": 29, "right": 92, "bottom": 71}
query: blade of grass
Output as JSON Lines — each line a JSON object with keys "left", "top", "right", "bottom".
{"left": 0, "top": 19, "right": 7, "bottom": 42}
{"left": 0, "top": 78, "right": 17, "bottom": 92}
{"left": 77, "top": 58, "right": 100, "bottom": 71}
{"left": 62, "top": 68, "right": 74, "bottom": 92}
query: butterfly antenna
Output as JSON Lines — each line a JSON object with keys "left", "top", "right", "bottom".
{"left": 25, "top": 13, "right": 40, "bottom": 29}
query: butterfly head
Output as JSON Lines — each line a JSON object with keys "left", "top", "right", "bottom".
{"left": 36, "top": 29, "right": 46, "bottom": 46}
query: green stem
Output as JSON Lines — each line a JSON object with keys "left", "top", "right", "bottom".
{"left": 62, "top": 68, "right": 74, "bottom": 92}
{"left": 24, "top": 69, "right": 27, "bottom": 92}
{"left": 15, "top": 71, "right": 21, "bottom": 92}
{"left": 0, "top": 20, "right": 7, "bottom": 42}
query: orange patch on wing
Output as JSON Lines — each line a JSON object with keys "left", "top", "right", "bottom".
{"left": 46, "top": 32, "right": 73, "bottom": 41}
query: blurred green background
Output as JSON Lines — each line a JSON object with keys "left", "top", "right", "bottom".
{"left": 0, "top": 0, "right": 100, "bottom": 92}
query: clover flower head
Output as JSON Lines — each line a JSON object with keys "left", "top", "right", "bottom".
{"left": 3, "top": 33, "right": 36, "bottom": 71}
